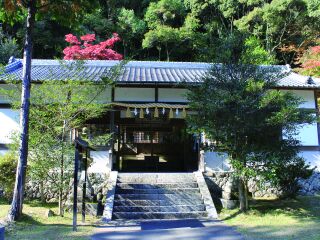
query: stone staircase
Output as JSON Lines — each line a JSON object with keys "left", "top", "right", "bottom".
{"left": 112, "top": 173, "right": 211, "bottom": 220}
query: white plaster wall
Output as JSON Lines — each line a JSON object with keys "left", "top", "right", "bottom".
{"left": 115, "top": 88, "right": 155, "bottom": 102}
{"left": 0, "top": 109, "right": 19, "bottom": 144}
{"left": 204, "top": 152, "right": 231, "bottom": 171}
{"left": 204, "top": 150, "right": 320, "bottom": 172}
{"left": 299, "top": 151, "right": 320, "bottom": 170}
{"left": 0, "top": 148, "right": 9, "bottom": 156}
{"left": 94, "top": 87, "right": 112, "bottom": 103}
{"left": 158, "top": 88, "right": 189, "bottom": 102}
{"left": 89, "top": 150, "right": 111, "bottom": 173}
{"left": 281, "top": 90, "right": 316, "bottom": 109}
{"left": 296, "top": 122, "right": 319, "bottom": 146}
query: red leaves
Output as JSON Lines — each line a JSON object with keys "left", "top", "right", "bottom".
{"left": 65, "top": 34, "right": 80, "bottom": 45}
{"left": 300, "top": 43, "right": 320, "bottom": 77}
{"left": 80, "top": 34, "right": 96, "bottom": 43}
{"left": 63, "top": 33, "right": 123, "bottom": 60}
{"left": 311, "top": 46, "right": 320, "bottom": 55}
{"left": 302, "top": 59, "right": 320, "bottom": 69}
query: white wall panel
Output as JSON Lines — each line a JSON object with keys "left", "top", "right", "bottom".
{"left": 0, "top": 109, "right": 19, "bottom": 144}
{"left": 115, "top": 88, "right": 155, "bottom": 102}
{"left": 94, "top": 87, "right": 112, "bottom": 103}
{"left": 204, "top": 152, "right": 231, "bottom": 171}
{"left": 0, "top": 148, "right": 9, "bottom": 156}
{"left": 299, "top": 151, "right": 320, "bottom": 170}
{"left": 296, "top": 123, "right": 319, "bottom": 146}
{"left": 158, "top": 88, "right": 188, "bottom": 102}
{"left": 89, "top": 150, "right": 111, "bottom": 173}
{"left": 281, "top": 90, "right": 316, "bottom": 109}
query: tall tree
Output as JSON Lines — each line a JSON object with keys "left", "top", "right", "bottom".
{"left": 2, "top": 0, "right": 98, "bottom": 221}
{"left": 188, "top": 64, "right": 314, "bottom": 211}
{"left": 187, "top": 37, "right": 314, "bottom": 210}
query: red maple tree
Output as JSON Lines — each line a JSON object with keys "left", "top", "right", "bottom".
{"left": 63, "top": 33, "right": 123, "bottom": 60}
{"left": 300, "top": 45, "right": 320, "bottom": 77}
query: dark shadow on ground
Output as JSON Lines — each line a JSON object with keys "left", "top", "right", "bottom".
{"left": 140, "top": 219, "right": 205, "bottom": 230}
{"left": 91, "top": 220, "right": 244, "bottom": 240}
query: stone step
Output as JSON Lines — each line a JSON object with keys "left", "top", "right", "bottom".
{"left": 117, "top": 173, "right": 196, "bottom": 184}
{"left": 113, "top": 199, "right": 204, "bottom": 207}
{"left": 115, "top": 188, "right": 200, "bottom": 194}
{"left": 113, "top": 205, "right": 206, "bottom": 213}
{"left": 117, "top": 173, "right": 195, "bottom": 178}
{"left": 117, "top": 179, "right": 197, "bottom": 184}
{"left": 114, "top": 193, "right": 203, "bottom": 201}
{"left": 116, "top": 182, "right": 199, "bottom": 189}
{"left": 112, "top": 211, "right": 208, "bottom": 220}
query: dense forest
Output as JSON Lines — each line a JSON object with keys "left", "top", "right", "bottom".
{"left": 0, "top": 0, "right": 319, "bottom": 66}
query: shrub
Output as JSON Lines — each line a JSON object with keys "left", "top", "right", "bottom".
{"left": 0, "top": 152, "right": 17, "bottom": 199}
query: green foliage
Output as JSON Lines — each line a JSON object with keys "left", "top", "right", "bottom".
{"left": 116, "top": 8, "right": 146, "bottom": 58}
{"left": 241, "top": 36, "right": 276, "bottom": 64}
{"left": 1, "top": 61, "right": 120, "bottom": 204}
{"left": 1, "top": 0, "right": 319, "bottom": 63}
{"left": 0, "top": 152, "right": 17, "bottom": 199}
{"left": 187, "top": 64, "right": 314, "bottom": 198}
{"left": 0, "top": 28, "right": 20, "bottom": 64}
{"left": 234, "top": 0, "right": 320, "bottom": 64}
{"left": 213, "top": 33, "right": 274, "bottom": 65}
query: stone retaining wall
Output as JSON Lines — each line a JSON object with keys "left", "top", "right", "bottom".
{"left": 298, "top": 172, "right": 320, "bottom": 195}
{"left": 204, "top": 170, "right": 320, "bottom": 200}
{"left": 25, "top": 172, "right": 109, "bottom": 202}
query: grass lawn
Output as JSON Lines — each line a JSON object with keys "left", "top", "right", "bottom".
{"left": 219, "top": 195, "right": 320, "bottom": 240}
{"left": 1, "top": 196, "right": 320, "bottom": 240}
{"left": 0, "top": 198, "right": 99, "bottom": 240}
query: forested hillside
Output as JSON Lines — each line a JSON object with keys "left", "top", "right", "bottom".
{"left": 0, "top": 0, "right": 319, "bottom": 65}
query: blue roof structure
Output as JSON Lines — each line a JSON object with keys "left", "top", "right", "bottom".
{"left": 1, "top": 58, "right": 319, "bottom": 88}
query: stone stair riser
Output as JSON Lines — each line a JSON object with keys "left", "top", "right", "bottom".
{"left": 113, "top": 199, "right": 205, "bottom": 206}
{"left": 116, "top": 183, "right": 199, "bottom": 189}
{"left": 112, "top": 173, "right": 209, "bottom": 220}
{"left": 112, "top": 212, "right": 207, "bottom": 220}
{"left": 114, "top": 193, "right": 202, "bottom": 201}
{"left": 115, "top": 188, "right": 200, "bottom": 194}
{"left": 113, "top": 205, "right": 206, "bottom": 212}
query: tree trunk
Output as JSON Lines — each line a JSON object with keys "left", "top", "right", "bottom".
{"left": 40, "top": 181, "right": 45, "bottom": 203}
{"left": 59, "top": 120, "right": 67, "bottom": 217}
{"left": 165, "top": 43, "right": 169, "bottom": 61}
{"left": 7, "top": 1, "right": 36, "bottom": 222}
{"left": 238, "top": 176, "right": 248, "bottom": 211}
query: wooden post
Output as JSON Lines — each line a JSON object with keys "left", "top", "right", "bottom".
{"left": 82, "top": 150, "right": 88, "bottom": 223}
{"left": 73, "top": 147, "right": 80, "bottom": 232}
{"left": 0, "top": 226, "right": 4, "bottom": 240}
{"left": 109, "top": 111, "right": 115, "bottom": 170}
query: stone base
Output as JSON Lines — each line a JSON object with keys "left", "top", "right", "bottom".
{"left": 64, "top": 202, "right": 98, "bottom": 216}
{"left": 220, "top": 199, "right": 239, "bottom": 209}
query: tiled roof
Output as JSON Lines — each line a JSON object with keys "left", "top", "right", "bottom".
{"left": 1, "top": 58, "right": 319, "bottom": 88}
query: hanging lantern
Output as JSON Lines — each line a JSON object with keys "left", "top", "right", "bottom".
{"left": 139, "top": 108, "right": 144, "bottom": 119}
{"left": 169, "top": 108, "right": 173, "bottom": 119}
{"left": 162, "top": 107, "right": 165, "bottom": 115}
{"left": 146, "top": 108, "right": 150, "bottom": 115}
{"left": 176, "top": 108, "right": 179, "bottom": 116}
{"left": 126, "top": 107, "right": 131, "bottom": 118}
{"left": 154, "top": 107, "right": 159, "bottom": 118}
{"left": 134, "top": 108, "right": 138, "bottom": 116}
{"left": 182, "top": 108, "right": 187, "bottom": 118}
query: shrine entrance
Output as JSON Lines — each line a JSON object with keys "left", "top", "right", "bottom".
{"left": 114, "top": 117, "right": 199, "bottom": 172}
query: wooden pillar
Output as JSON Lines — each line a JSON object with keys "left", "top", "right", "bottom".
{"left": 109, "top": 111, "right": 115, "bottom": 170}
{"left": 73, "top": 147, "right": 80, "bottom": 231}
{"left": 314, "top": 90, "right": 320, "bottom": 145}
